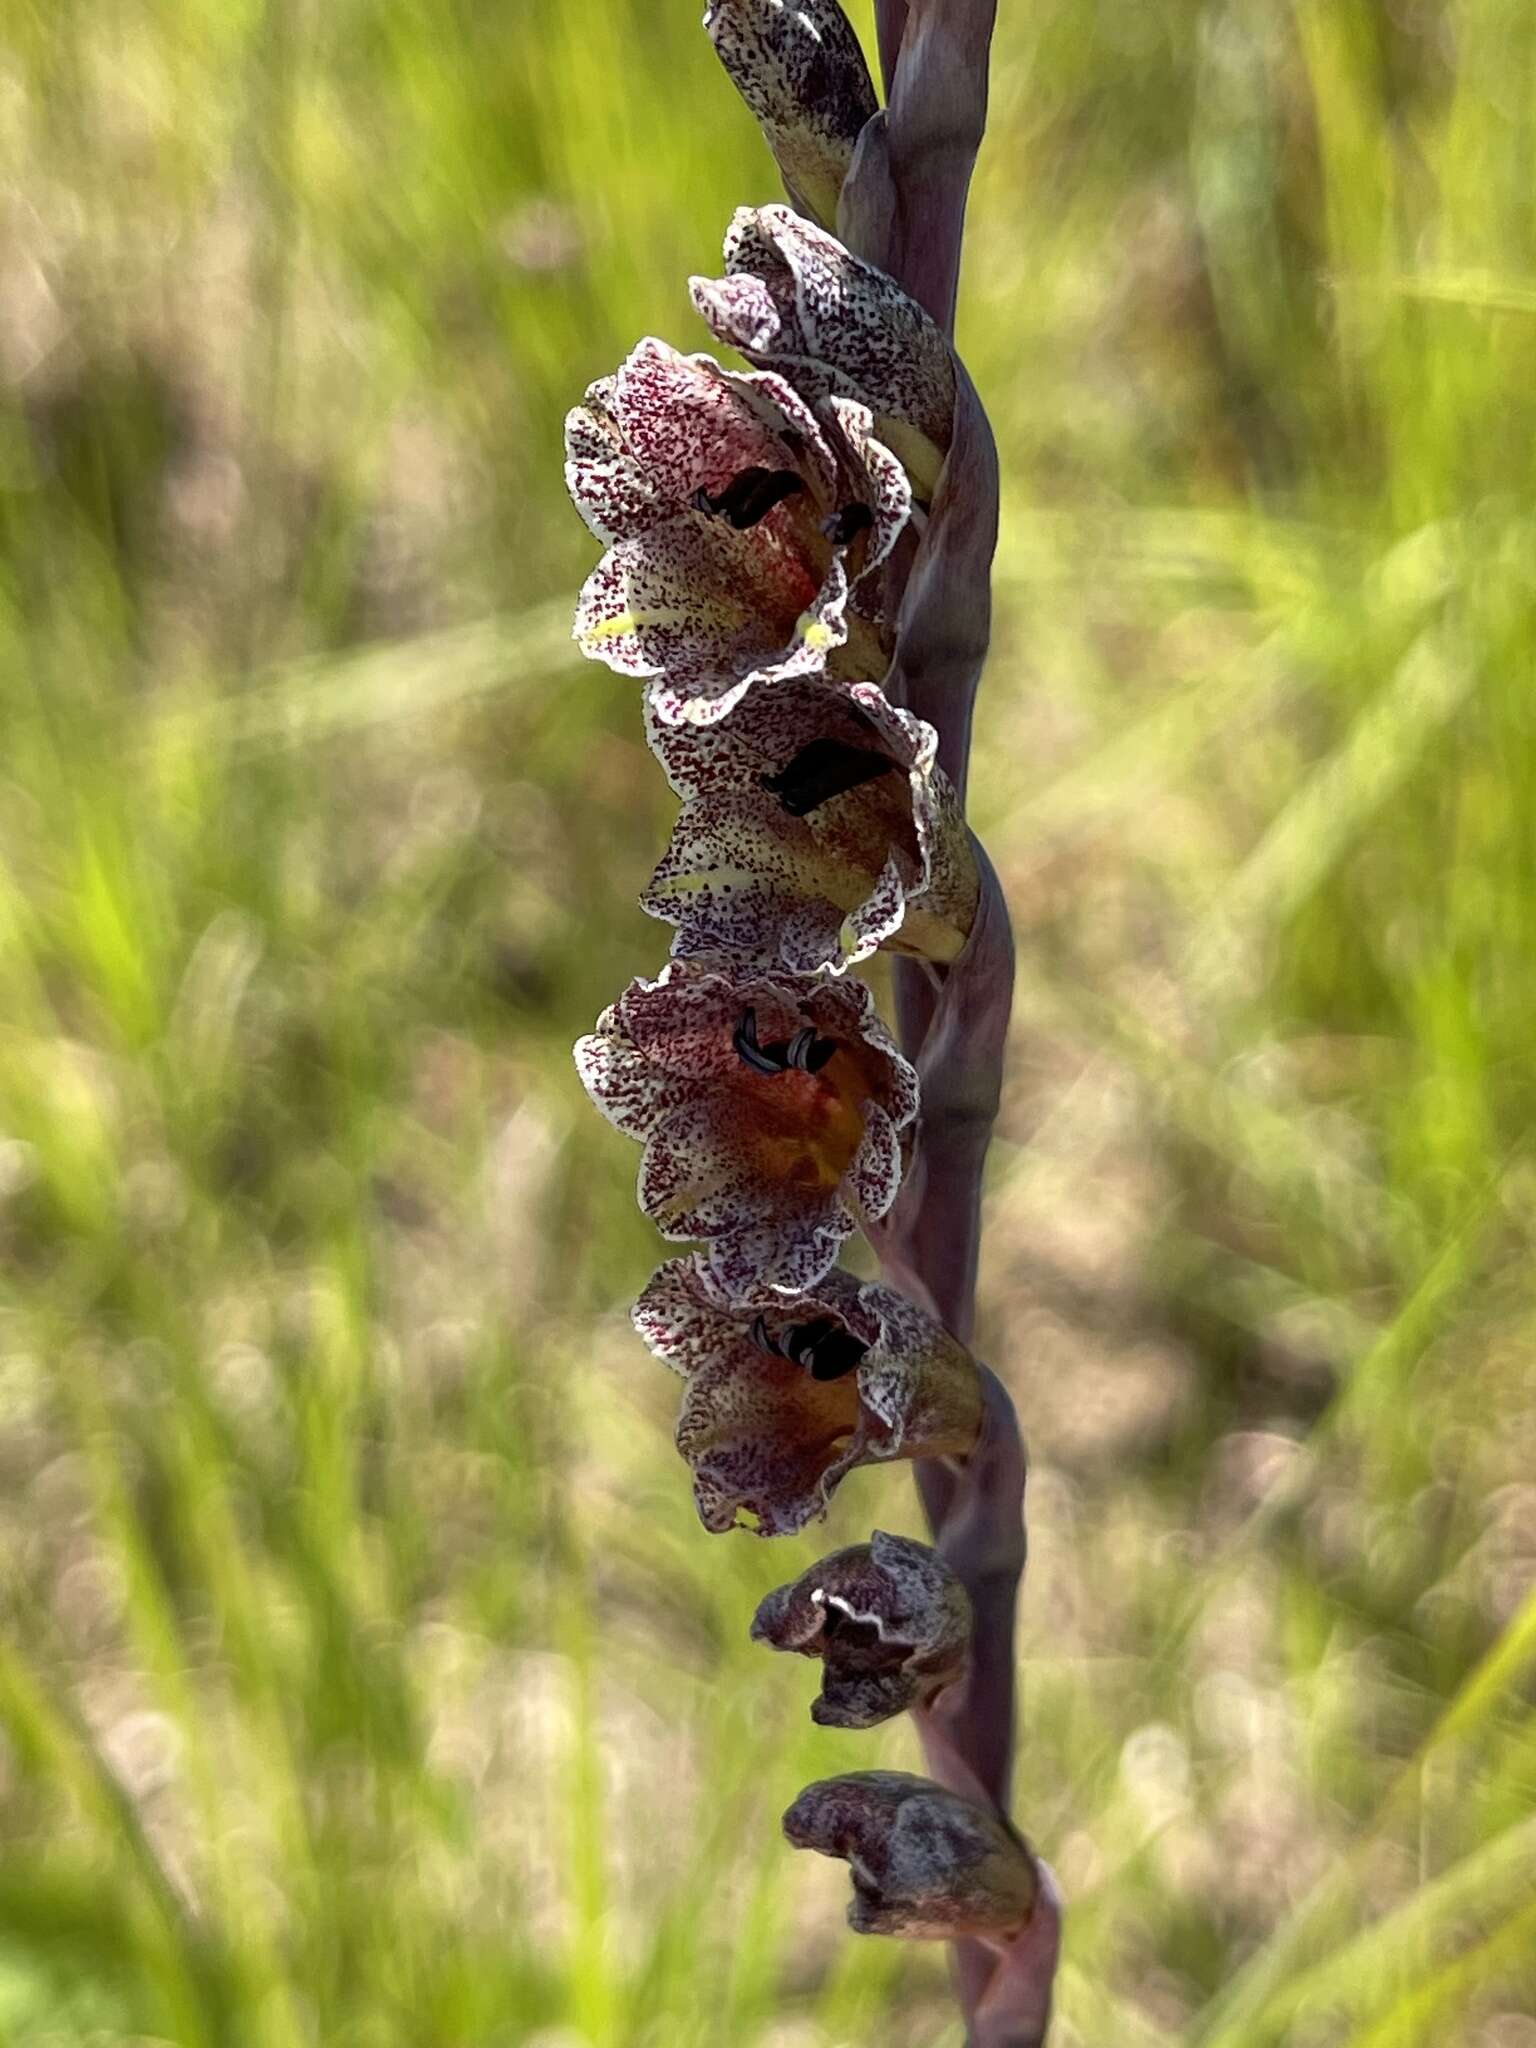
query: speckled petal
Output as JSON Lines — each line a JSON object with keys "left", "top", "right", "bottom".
{"left": 643, "top": 671, "right": 978, "bottom": 966}
{"left": 702, "top": 1207, "right": 851, "bottom": 1303}
{"left": 564, "top": 381, "right": 662, "bottom": 543}
{"left": 632, "top": 1257, "right": 979, "bottom": 1528}
{"left": 645, "top": 553, "right": 853, "bottom": 728}
{"left": 845, "top": 1098, "right": 904, "bottom": 1222}
{"left": 634, "top": 1254, "right": 870, "bottom": 1367}
{"left": 613, "top": 338, "right": 839, "bottom": 510}
{"left": 854, "top": 1280, "right": 983, "bottom": 1454}
{"left": 679, "top": 1345, "right": 866, "bottom": 1535}
{"left": 567, "top": 334, "right": 873, "bottom": 719}
{"left": 823, "top": 395, "right": 911, "bottom": 577}
{"left": 822, "top": 979, "right": 919, "bottom": 1130}
{"left": 643, "top": 674, "right": 972, "bottom": 970}
{"left": 574, "top": 514, "right": 825, "bottom": 680}
{"left": 638, "top": 1096, "right": 794, "bottom": 1243}
{"left": 642, "top": 795, "right": 836, "bottom": 966}
{"left": 691, "top": 206, "right": 957, "bottom": 491}
{"left": 632, "top": 1255, "right": 730, "bottom": 1373}
{"left": 619, "top": 963, "right": 800, "bottom": 1080}
{"left": 573, "top": 1007, "right": 671, "bottom": 1138}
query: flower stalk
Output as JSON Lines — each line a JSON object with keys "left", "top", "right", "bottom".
{"left": 838, "top": 5, "right": 1059, "bottom": 2037}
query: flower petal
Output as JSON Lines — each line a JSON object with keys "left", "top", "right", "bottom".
{"left": 701, "top": 1207, "right": 851, "bottom": 1302}
{"left": 644, "top": 679, "right": 975, "bottom": 970}
{"left": 619, "top": 961, "right": 800, "bottom": 1077}
{"left": 638, "top": 1097, "right": 794, "bottom": 1242}
{"left": 679, "top": 1344, "right": 867, "bottom": 1535}
{"left": 823, "top": 395, "right": 911, "bottom": 578}
{"left": 641, "top": 794, "right": 839, "bottom": 967}
{"left": 633, "top": 1258, "right": 978, "bottom": 1531}
{"left": 613, "top": 338, "right": 838, "bottom": 509}
{"left": 646, "top": 554, "right": 854, "bottom": 728}
{"left": 632, "top": 1255, "right": 737, "bottom": 1374}
{"left": 575, "top": 514, "right": 819, "bottom": 675}
{"left": 854, "top": 1280, "right": 982, "bottom": 1453}
{"left": 573, "top": 1008, "right": 671, "bottom": 1138}
{"left": 564, "top": 379, "right": 664, "bottom": 543}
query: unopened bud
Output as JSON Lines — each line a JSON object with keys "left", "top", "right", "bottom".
{"left": 752, "top": 1530, "right": 970, "bottom": 1726}
{"left": 783, "top": 1771, "right": 1039, "bottom": 1940}
{"left": 705, "top": 0, "right": 879, "bottom": 229}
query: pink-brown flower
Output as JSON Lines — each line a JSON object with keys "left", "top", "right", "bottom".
{"left": 752, "top": 1530, "right": 971, "bottom": 1725}
{"left": 690, "top": 206, "right": 957, "bottom": 496}
{"left": 567, "top": 336, "right": 909, "bottom": 725}
{"left": 576, "top": 958, "right": 918, "bottom": 1300}
{"left": 783, "top": 1771, "right": 1038, "bottom": 1940}
{"left": 632, "top": 1258, "right": 981, "bottom": 1534}
{"left": 642, "top": 675, "right": 978, "bottom": 973}
{"left": 705, "top": 0, "right": 879, "bottom": 229}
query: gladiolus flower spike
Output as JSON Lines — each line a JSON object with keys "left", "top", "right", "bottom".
{"left": 565, "top": 1, "right": 1056, "bottom": 2040}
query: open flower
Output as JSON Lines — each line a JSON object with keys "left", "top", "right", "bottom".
{"left": 632, "top": 1258, "right": 981, "bottom": 1534}
{"left": 567, "top": 336, "right": 910, "bottom": 724}
{"left": 783, "top": 1772, "right": 1038, "bottom": 1940}
{"left": 642, "top": 675, "right": 978, "bottom": 972}
{"left": 705, "top": 0, "right": 878, "bottom": 229}
{"left": 577, "top": 958, "right": 918, "bottom": 1298}
{"left": 691, "top": 206, "right": 957, "bottom": 496}
{"left": 752, "top": 1530, "right": 971, "bottom": 1724}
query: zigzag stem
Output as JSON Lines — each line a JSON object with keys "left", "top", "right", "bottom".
{"left": 848, "top": 5, "right": 1060, "bottom": 2041}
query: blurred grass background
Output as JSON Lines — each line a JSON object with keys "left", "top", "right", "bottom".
{"left": 2, "top": 0, "right": 1536, "bottom": 2041}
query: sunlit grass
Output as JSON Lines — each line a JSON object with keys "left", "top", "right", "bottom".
{"left": 1, "top": 0, "right": 1535, "bottom": 2041}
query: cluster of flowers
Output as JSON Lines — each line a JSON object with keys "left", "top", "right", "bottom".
{"left": 569, "top": 0, "right": 1040, "bottom": 1968}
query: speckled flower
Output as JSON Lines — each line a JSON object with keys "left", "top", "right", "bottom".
{"left": 567, "top": 336, "right": 910, "bottom": 724}
{"left": 705, "top": 0, "right": 878, "bottom": 228}
{"left": 691, "top": 206, "right": 957, "bottom": 496}
{"left": 576, "top": 957, "right": 918, "bottom": 1299}
{"left": 783, "top": 1772, "right": 1038, "bottom": 1941}
{"left": 632, "top": 1258, "right": 982, "bottom": 1534}
{"left": 752, "top": 1531, "right": 971, "bottom": 1725}
{"left": 641, "top": 675, "right": 978, "bottom": 973}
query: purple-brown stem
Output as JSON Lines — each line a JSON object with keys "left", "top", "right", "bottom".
{"left": 875, "top": 0, "right": 910, "bottom": 95}
{"left": 872, "top": 0, "right": 998, "bottom": 332}
{"left": 845, "top": 4, "right": 1057, "bottom": 2042}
